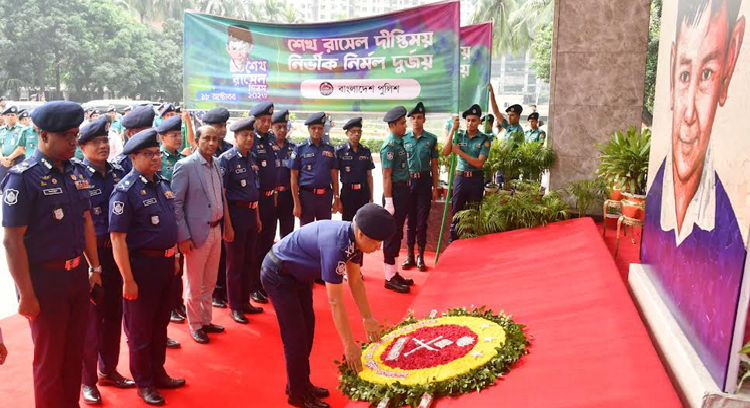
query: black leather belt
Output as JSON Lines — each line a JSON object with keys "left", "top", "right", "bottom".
{"left": 230, "top": 200, "right": 258, "bottom": 209}
{"left": 208, "top": 219, "right": 223, "bottom": 228}
{"left": 260, "top": 189, "right": 275, "bottom": 197}
{"left": 276, "top": 186, "right": 289, "bottom": 192}
{"left": 134, "top": 246, "right": 177, "bottom": 258}
{"left": 456, "top": 170, "right": 483, "bottom": 178}
{"left": 410, "top": 172, "right": 431, "bottom": 179}
{"left": 393, "top": 180, "right": 410, "bottom": 187}
{"left": 36, "top": 255, "right": 81, "bottom": 272}
{"left": 301, "top": 186, "right": 331, "bottom": 195}
{"left": 344, "top": 182, "right": 365, "bottom": 190}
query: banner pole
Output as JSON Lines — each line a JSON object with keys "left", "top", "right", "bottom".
{"left": 435, "top": 127, "right": 458, "bottom": 265}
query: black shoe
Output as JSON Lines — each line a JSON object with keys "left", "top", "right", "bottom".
{"left": 98, "top": 370, "right": 136, "bottom": 389}
{"left": 232, "top": 310, "right": 249, "bottom": 324}
{"left": 170, "top": 310, "right": 185, "bottom": 323}
{"left": 212, "top": 298, "right": 228, "bottom": 308}
{"left": 177, "top": 304, "right": 187, "bottom": 317}
{"left": 137, "top": 387, "right": 165, "bottom": 406}
{"left": 393, "top": 272, "right": 414, "bottom": 286}
{"left": 166, "top": 337, "right": 181, "bottom": 349}
{"left": 191, "top": 329, "right": 209, "bottom": 344}
{"left": 154, "top": 376, "right": 186, "bottom": 389}
{"left": 251, "top": 290, "right": 269, "bottom": 304}
{"left": 384, "top": 278, "right": 410, "bottom": 293}
{"left": 243, "top": 303, "right": 264, "bottom": 314}
{"left": 82, "top": 384, "right": 102, "bottom": 405}
{"left": 288, "top": 395, "right": 330, "bottom": 408}
{"left": 203, "top": 323, "right": 225, "bottom": 333}
{"left": 401, "top": 254, "right": 416, "bottom": 270}
{"left": 313, "top": 278, "right": 325, "bottom": 285}
{"left": 417, "top": 254, "right": 427, "bottom": 272}
{"left": 285, "top": 384, "right": 330, "bottom": 398}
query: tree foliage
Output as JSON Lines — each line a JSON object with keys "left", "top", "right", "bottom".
{"left": 473, "top": 0, "right": 553, "bottom": 56}
{"left": 643, "top": 0, "right": 662, "bottom": 115}
{"left": 529, "top": 23, "right": 553, "bottom": 83}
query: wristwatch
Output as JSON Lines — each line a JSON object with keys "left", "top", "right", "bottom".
{"left": 89, "top": 265, "right": 102, "bottom": 274}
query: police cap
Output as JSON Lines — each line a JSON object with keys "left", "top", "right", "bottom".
{"left": 305, "top": 112, "right": 326, "bottom": 126}
{"left": 122, "top": 105, "right": 156, "bottom": 129}
{"left": 30, "top": 101, "right": 84, "bottom": 132}
{"left": 506, "top": 104, "right": 523, "bottom": 115}
{"left": 462, "top": 104, "right": 482, "bottom": 119}
{"left": 1, "top": 105, "right": 19, "bottom": 115}
{"left": 229, "top": 116, "right": 256, "bottom": 133}
{"left": 201, "top": 107, "right": 230, "bottom": 124}
{"left": 383, "top": 106, "right": 406, "bottom": 123}
{"left": 106, "top": 106, "right": 116, "bottom": 113}
{"left": 407, "top": 102, "right": 425, "bottom": 117}
{"left": 123, "top": 128, "right": 160, "bottom": 155}
{"left": 343, "top": 117, "right": 362, "bottom": 131}
{"left": 527, "top": 112, "right": 539, "bottom": 121}
{"left": 481, "top": 114, "right": 494, "bottom": 124}
{"left": 271, "top": 109, "right": 289, "bottom": 124}
{"left": 355, "top": 203, "right": 396, "bottom": 241}
{"left": 123, "top": 105, "right": 133, "bottom": 113}
{"left": 160, "top": 103, "right": 175, "bottom": 117}
{"left": 18, "top": 109, "right": 29, "bottom": 119}
{"left": 250, "top": 102, "right": 274, "bottom": 117}
{"left": 78, "top": 117, "right": 110, "bottom": 145}
{"left": 156, "top": 115, "right": 181, "bottom": 134}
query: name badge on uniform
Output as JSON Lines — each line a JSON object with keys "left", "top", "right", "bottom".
{"left": 151, "top": 215, "right": 160, "bottom": 225}
{"left": 474, "top": 143, "right": 481, "bottom": 149}
{"left": 401, "top": 162, "right": 406, "bottom": 169}
{"left": 143, "top": 198, "right": 157, "bottom": 207}
{"left": 164, "top": 191, "right": 175, "bottom": 199}
{"left": 342, "top": 155, "right": 352, "bottom": 161}
{"left": 235, "top": 168, "right": 247, "bottom": 174}
{"left": 9, "top": 138, "right": 14, "bottom": 145}
{"left": 405, "top": 143, "right": 413, "bottom": 148}
{"left": 43, "top": 188, "right": 63, "bottom": 196}
{"left": 240, "top": 179, "right": 247, "bottom": 187}
{"left": 90, "top": 189, "right": 102, "bottom": 196}
{"left": 53, "top": 207, "right": 64, "bottom": 220}
{"left": 257, "top": 149, "right": 266, "bottom": 154}
{"left": 275, "top": 159, "right": 281, "bottom": 167}
{"left": 302, "top": 153, "right": 314, "bottom": 159}
{"left": 282, "top": 159, "right": 289, "bottom": 167}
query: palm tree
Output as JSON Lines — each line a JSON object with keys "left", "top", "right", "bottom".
{"left": 473, "top": 0, "right": 554, "bottom": 56}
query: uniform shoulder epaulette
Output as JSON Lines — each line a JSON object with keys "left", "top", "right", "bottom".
{"left": 335, "top": 143, "right": 347, "bottom": 152}
{"left": 115, "top": 173, "right": 138, "bottom": 192}
{"left": 110, "top": 161, "right": 125, "bottom": 172}
{"left": 9, "top": 157, "right": 38, "bottom": 174}
{"left": 221, "top": 148, "right": 238, "bottom": 160}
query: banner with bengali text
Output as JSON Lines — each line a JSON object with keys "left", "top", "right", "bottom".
{"left": 459, "top": 23, "right": 492, "bottom": 111}
{"left": 183, "top": 1, "right": 460, "bottom": 112}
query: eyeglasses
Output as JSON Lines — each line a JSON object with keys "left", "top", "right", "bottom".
{"left": 138, "top": 151, "right": 162, "bottom": 160}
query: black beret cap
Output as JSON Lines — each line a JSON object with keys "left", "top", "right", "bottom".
{"left": 383, "top": 106, "right": 406, "bottom": 123}
{"left": 506, "top": 104, "right": 523, "bottom": 115}
{"left": 1, "top": 105, "right": 19, "bottom": 115}
{"left": 250, "top": 102, "right": 274, "bottom": 117}
{"left": 106, "top": 106, "right": 116, "bottom": 113}
{"left": 123, "top": 128, "right": 160, "bottom": 155}
{"left": 123, "top": 105, "right": 133, "bottom": 112}
{"left": 175, "top": 105, "right": 183, "bottom": 113}
{"left": 481, "top": 113, "right": 494, "bottom": 124}
{"left": 527, "top": 112, "right": 539, "bottom": 121}
{"left": 18, "top": 109, "right": 29, "bottom": 119}
{"left": 78, "top": 117, "right": 111, "bottom": 145}
{"left": 160, "top": 103, "right": 175, "bottom": 117}
{"left": 407, "top": 102, "right": 425, "bottom": 117}
{"left": 271, "top": 109, "right": 289, "bottom": 124}
{"left": 355, "top": 203, "right": 396, "bottom": 241}
{"left": 229, "top": 116, "right": 256, "bottom": 133}
{"left": 90, "top": 109, "right": 101, "bottom": 115}
{"left": 121, "top": 105, "right": 156, "bottom": 129}
{"left": 201, "top": 107, "right": 230, "bottom": 124}
{"left": 343, "top": 117, "right": 362, "bottom": 130}
{"left": 156, "top": 116, "right": 182, "bottom": 133}
{"left": 30, "top": 101, "right": 84, "bottom": 132}
{"left": 305, "top": 112, "right": 326, "bottom": 126}
{"left": 462, "top": 104, "right": 482, "bottom": 119}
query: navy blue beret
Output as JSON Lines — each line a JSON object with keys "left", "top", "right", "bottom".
{"left": 156, "top": 116, "right": 181, "bottom": 133}
{"left": 383, "top": 106, "right": 406, "bottom": 123}
{"left": 527, "top": 112, "right": 539, "bottom": 121}
{"left": 305, "top": 112, "right": 326, "bottom": 126}
{"left": 343, "top": 117, "right": 362, "bottom": 130}
{"left": 201, "top": 107, "right": 230, "bottom": 124}
{"left": 407, "top": 102, "right": 425, "bottom": 117}
{"left": 30, "top": 101, "right": 84, "bottom": 132}
{"left": 123, "top": 128, "right": 160, "bottom": 155}
{"left": 1, "top": 105, "right": 19, "bottom": 115}
{"left": 121, "top": 105, "right": 155, "bottom": 129}
{"left": 175, "top": 105, "right": 183, "bottom": 113}
{"left": 160, "top": 103, "right": 175, "bottom": 117}
{"left": 481, "top": 114, "right": 494, "bottom": 124}
{"left": 462, "top": 104, "right": 482, "bottom": 119}
{"left": 506, "top": 104, "right": 523, "bottom": 115}
{"left": 78, "top": 117, "right": 111, "bottom": 145}
{"left": 271, "top": 109, "right": 289, "bottom": 124}
{"left": 250, "top": 102, "right": 274, "bottom": 117}
{"left": 18, "top": 109, "right": 29, "bottom": 119}
{"left": 229, "top": 116, "right": 256, "bottom": 133}
{"left": 355, "top": 203, "right": 396, "bottom": 241}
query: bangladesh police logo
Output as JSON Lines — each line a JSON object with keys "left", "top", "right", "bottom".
{"left": 336, "top": 261, "right": 346, "bottom": 276}
{"left": 112, "top": 201, "right": 125, "bottom": 215}
{"left": 3, "top": 189, "right": 19, "bottom": 206}
{"left": 387, "top": 152, "right": 394, "bottom": 160}
{"left": 319, "top": 81, "right": 334, "bottom": 96}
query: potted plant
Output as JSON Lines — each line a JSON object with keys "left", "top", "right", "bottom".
{"left": 596, "top": 126, "right": 651, "bottom": 220}
{"left": 565, "top": 178, "right": 607, "bottom": 218}
{"left": 482, "top": 142, "right": 503, "bottom": 193}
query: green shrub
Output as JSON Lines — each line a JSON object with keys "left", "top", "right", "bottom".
{"left": 566, "top": 178, "right": 608, "bottom": 217}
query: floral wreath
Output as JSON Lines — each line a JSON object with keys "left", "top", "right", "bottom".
{"left": 337, "top": 306, "right": 529, "bottom": 407}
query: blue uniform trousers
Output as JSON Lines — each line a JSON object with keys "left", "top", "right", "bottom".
{"left": 449, "top": 173, "right": 484, "bottom": 242}
{"left": 82, "top": 246, "right": 124, "bottom": 386}
{"left": 171, "top": 256, "right": 185, "bottom": 310}
{"left": 406, "top": 175, "right": 432, "bottom": 251}
{"left": 299, "top": 188, "right": 333, "bottom": 226}
{"left": 341, "top": 183, "right": 369, "bottom": 222}
{"left": 28, "top": 262, "right": 89, "bottom": 408}
{"left": 260, "top": 254, "right": 315, "bottom": 400}
{"left": 225, "top": 205, "right": 259, "bottom": 311}
{"left": 257, "top": 192, "right": 277, "bottom": 292}
{"left": 382, "top": 184, "right": 410, "bottom": 265}
{"left": 212, "top": 244, "right": 227, "bottom": 302}
{"left": 276, "top": 189, "right": 295, "bottom": 238}
{"left": 123, "top": 255, "right": 175, "bottom": 388}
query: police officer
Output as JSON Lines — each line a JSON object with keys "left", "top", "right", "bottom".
{"left": 155, "top": 103, "right": 178, "bottom": 129}
{"left": 525, "top": 112, "right": 546, "bottom": 143}
{"left": 249, "top": 102, "right": 278, "bottom": 303}
{"left": 77, "top": 117, "right": 135, "bottom": 405}
{"left": 219, "top": 117, "right": 264, "bottom": 324}
{"left": 109, "top": 128, "right": 186, "bottom": 406}
{"left": 401, "top": 102, "right": 438, "bottom": 272}
{"left": 443, "top": 104, "right": 492, "bottom": 243}
{"left": 380, "top": 106, "right": 413, "bottom": 293}
{"left": 18, "top": 109, "right": 31, "bottom": 126}
{"left": 1, "top": 101, "right": 102, "bottom": 408}
{"left": 336, "top": 117, "right": 374, "bottom": 221}
{"left": 261, "top": 203, "right": 392, "bottom": 408}
{"left": 270, "top": 109, "right": 296, "bottom": 238}
{"left": 17, "top": 109, "right": 36, "bottom": 158}
{"left": 0, "top": 105, "right": 26, "bottom": 182}
{"left": 113, "top": 105, "right": 156, "bottom": 174}
{"left": 291, "top": 112, "right": 340, "bottom": 227}
{"left": 481, "top": 114, "right": 497, "bottom": 143}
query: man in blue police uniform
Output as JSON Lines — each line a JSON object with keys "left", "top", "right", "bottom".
{"left": 261, "top": 203, "right": 393, "bottom": 408}
{"left": 113, "top": 105, "right": 156, "bottom": 174}
{"left": 336, "top": 117, "right": 374, "bottom": 221}
{"left": 379, "top": 106, "right": 413, "bottom": 293}
{"left": 401, "top": 102, "right": 438, "bottom": 272}
{"left": 76, "top": 117, "right": 135, "bottom": 404}
{"left": 271, "top": 108, "right": 296, "bottom": 238}
{"left": 0, "top": 105, "right": 27, "bottom": 182}
{"left": 443, "top": 104, "right": 492, "bottom": 243}
{"left": 2, "top": 101, "right": 103, "bottom": 408}
{"left": 291, "top": 112, "right": 340, "bottom": 227}
{"left": 249, "top": 102, "right": 278, "bottom": 304}
{"left": 525, "top": 112, "right": 546, "bottom": 143}
{"left": 109, "top": 129, "right": 186, "bottom": 406}
{"left": 219, "top": 117, "right": 265, "bottom": 324}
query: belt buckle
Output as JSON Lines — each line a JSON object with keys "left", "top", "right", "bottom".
{"left": 463, "top": 171, "right": 472, "bottom": 177}
{"left": 265, "top": 190, "right": 274, "bottom": 197}
{"left": 411, "top": 173, "right": 420, "bottom": 179}
{"left": 251, "top": 202, "right": 258, "bottom": 209}
{"left": 314, "top": 189, "right": 324, "bottom": 194}
{"left": 352, "top": 184, "right": 361, "bottom": 190}
{"left": 165, "top": 247, "right": 176, "bottom": 257}
{"left": 65, "top": 256, "right": 80, "bottom": 271}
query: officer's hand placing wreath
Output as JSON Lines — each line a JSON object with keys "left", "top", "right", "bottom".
{"left": 363, "top": 317, "right": 382, "bottom": 343}
{"left": 344, "top": 342, "right": 363, "bottom": 373}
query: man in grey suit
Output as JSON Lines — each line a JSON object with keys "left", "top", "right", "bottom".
{"left": 172, "top": 126, "right": 234, "bottom": 344}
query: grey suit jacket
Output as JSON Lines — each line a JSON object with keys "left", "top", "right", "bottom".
{"left": 172, "top": 151, "right": 225, "bottom": 248}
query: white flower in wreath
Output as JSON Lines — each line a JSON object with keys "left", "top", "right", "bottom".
{"left": 336, "top": 261, "right": 346, "bottom": 276}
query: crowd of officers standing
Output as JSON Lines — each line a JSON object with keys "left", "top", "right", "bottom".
{"left": 0, "top": 90, "right": 540, "bottom": 407}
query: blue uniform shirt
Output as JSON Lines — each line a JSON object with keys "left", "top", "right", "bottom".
{"left": 252, "top": 132, "right": 278, "bottom": 191}
{"left": 335, "top": 142, "right": 374, "bottom": 184}
{"left": 290, "top": 138, "right": 338, "bottom": 189}
{"left": 108, "top": 170, "right": 177, "bottom": 251}
{"left": 215, "top": 140, "right": 233, "bottom": 157}
{"left": 1, "top": 150, "right": 92, "bottom": 263}
{"left": 219, "top": 146, "right": 260, "bottom": 202}
{"left": 272, "top": 220, "right": 362, "bottom": 284}
{"left": 80, "top": 159, "right": 126, "bottom": 238}
{"left": 112, "top": 153, "right": 133, "bottom": 174}
{"left": 270, "top": 137, "right": 295, "bottom": 189}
